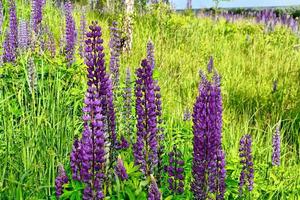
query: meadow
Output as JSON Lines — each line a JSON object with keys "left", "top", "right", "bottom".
{"left": 0, "top": 0, "right": 300, "bottom": 199}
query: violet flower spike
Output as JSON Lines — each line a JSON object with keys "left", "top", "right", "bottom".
{"left": 115, "top": 157, "right": 128, "bottom": 181}
{"left": 31, "top": 0, "right": 43, "bottom": 33}
{"left": 18, "top": 20, "right": 30, "bottom": 53}
{"left": 148, "top": 175, "right": 161, "bottom": 200}
{"left": 3, "top": 0, "right": 18, "bottom": 63}
{"left": 165, "top": 146, "right": 185, "bottom": 194}
{"left": 80, "top": 22, "right": 107, "bottom": 199}
{"left": 191, "top": 70, "right": 226, "bottom": 199}
{"left": 239, "top": 134, "right": 254, "bottom": 195}
{"left": 70, "top": 138, "right": 82, "bottom": 180}
{"left": 55, "top": 165, "right": 69, "bottom": 198}
{"left": 64, "top": 1, "right": 77, "bottom": 65}
{"left": 147, "top": 40, "right": 155, "bottom": 70}
{"left": 272, "top": 123, "right": 281, "bottom": 166}
{"left": 207, "top": 56, "right": 214, "bottom": 73}
{"left": 109, "top": 21, "right": 121, "bottom": 88}
{"left": 133, "top": 59, "right": 159, "bottom": 176}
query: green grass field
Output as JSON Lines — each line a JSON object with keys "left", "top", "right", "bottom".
{"left": 0, "top": 2, "right": 300, "bottom": 199}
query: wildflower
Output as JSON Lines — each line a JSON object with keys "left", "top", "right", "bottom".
{"left": 55, "top": 165, "right": 68, "bottom": 198}
{"left": 133, "top": 59, "right": 159, "bottom": 175}
{"left": 147, "top": 41, "right": 155, "bottom": 70}
{"left": 191, "top": 71, "right": 226, "bottom": 199}
{"left": 115, "top": 157, "right": 128, "bottom": 181}
{"left": 165, "top": 146, "right": 185, "bottom": 194}
{"left": 18, "top": 20, "right": 30, "bottom": 53}
{"left": 64, "top": 1, "right": 77, "bottom": 65}
{"left": 239, "top": 134, "right": 254, "bottom": 195}
{"left": 109, "top": 21, "right": 121, "bottom": 87}
{"left": 207, "top": 56, "right": 213, "bottom": 73}
{"left": 31, "top": 0, "right": 43, "bottom": 33}
{"left": 3, "top": 0, "right": 18, "bottom": 63}
{"left": 272, "top": 123, "right": 281, "bottom": 166}
{"left": 148, "top": 175, "right": 161, "bottom": 200}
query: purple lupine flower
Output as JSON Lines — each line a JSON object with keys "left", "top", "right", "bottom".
{"left": 78, "top": 10, "right": 86, "bottom": 59}
{"left": 122, "top": 67, "right": 133, "bottom": 143}
{"left": 116, "top": 135, "right": 129, "bottom": 150}
{"left": 147, "top": 41, "right": 155, "bottom": 70}
{"left": 85, "top": 22, "right": 118, "bottom": 168}
{"left": 217, "top": 149, "right": 226, "bottom": 199}
{"left": 70, "top": 138, "right": 81, "bottom": 180}
{"left": 191, "top": 70, "right": 226, "bottom": 199}
{"left": 66, "top": 22, "right": 108, "bottom": 199}
{"left": 18, "top": 20, "right": 30, "bottom": 53}
{"left": 115, "top": 157, "right": 128, "bottom": 181}
{"left": 3, "top": 0, "right": 18, "bottom": 63}
{"left": 133, "top": 59, "right": 159, "bottom": 176}
{"left": 239, "top": 134, "right": 254, "bottom": 195}
{"left": 80, "top": 78, "right": 106, "bottom": 199}
{"left": 272, "top": 123, "right": 281, "bottom": 166}
{"left": 64, "top": 1, "right": 77, "bottom": 65}
{"left": 148, "top": 175, "right": 161, "bottom": 200}
{"left": 31, "top": 0, "right": 43, "bottom": 33}
{"left": 27, "top": 58, "right": 37, "bottom": 94}
{"left": 165, "top": 146, "right": 185, "bottom": 194}
{"left": 109, "top": 21, "right": 121, "bottom": 88}
{"left": 55, "top": 165, "right": 69, "bottom": 198}
{"left": 207, "top": 56, "right": 214, "bottom": 73}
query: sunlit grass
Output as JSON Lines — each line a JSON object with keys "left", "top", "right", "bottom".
{"left": 0, "top": 4, "right": 300, "bottom": 199}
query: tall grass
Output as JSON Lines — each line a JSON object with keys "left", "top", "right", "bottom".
{"left": 0, "top": 2, "right": 300, "bottom": 199}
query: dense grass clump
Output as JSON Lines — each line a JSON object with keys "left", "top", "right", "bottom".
{"left": 0, "top": 1, "right": 300, "bottom": 199}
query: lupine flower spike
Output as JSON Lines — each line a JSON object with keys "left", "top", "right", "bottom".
{"left": 18, "top": 20, "right": 30, "bottom": 53}
{"left": 64, "top": 1, "right": 77, "bottom": 65}
{"left": 133, "top": 59, "right": 159, "bottom": 176}
{"left": 147, "top": 40, "right": 155, "bottom": 70}
{"left": 207, "top": 56, "right": 214, "bottom": 73}
{"left": 165, "top": 146, "right": 185, "bottom": 194}
{"left": 115, "top": 157, "right": 128, "bottom": 181}
{"left": 272, "top": 122, "right": 281, "bottom": 166}
{"left": 67, "top": 22, "right": 107, "bottom": 200}
{"left": 109, "top": 21, "right": 121, "bottom": 88}
{"left": 148, "top": 175, "right": 161, "bottom": 200}
{"left": 3, "top": 0, "right": 18, "bottom": 63}
{"left": 31, "top": 0, "right": 43, "bottom": 33}
{"left": 55, "top": 165, "right": 68, "bottom": 198}
{"left": 191, "top": 69, "right": 226, "bottom": 199}
{"left": 239, "top": 134, "right": 254, "bottom": 195}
